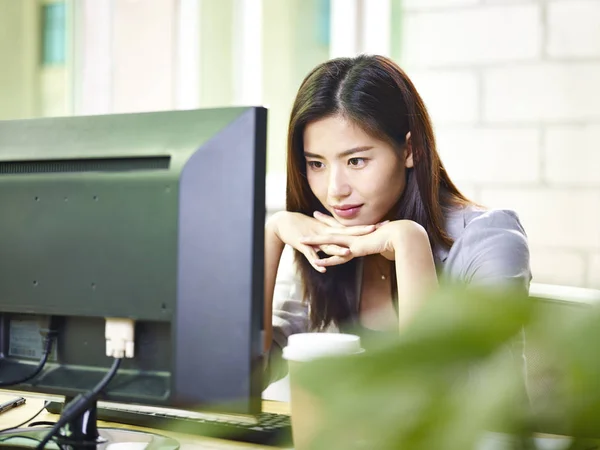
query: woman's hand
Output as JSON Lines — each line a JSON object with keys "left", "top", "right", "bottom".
{"left": 299, "top": 217, "right": 438, "bottom": 332}
{"left": 269, "top": 211, "right": 380, "bottom": 273}
{"left": 300, "top": 219, "right": 430, "bottom": 270}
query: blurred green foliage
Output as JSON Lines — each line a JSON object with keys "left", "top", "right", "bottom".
{"left": 295, "top": 286, "right": 600, "bottom": 450}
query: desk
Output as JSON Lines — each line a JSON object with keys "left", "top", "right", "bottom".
{"left": 0, "top": 392, "right": 291, "bottom": 449}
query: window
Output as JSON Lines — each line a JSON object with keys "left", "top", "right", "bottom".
{"left": 41, "top": 1, "right": 66, "bottom": 66}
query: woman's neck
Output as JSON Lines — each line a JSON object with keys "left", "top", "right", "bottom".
{"left": 363, "top": 254, "right": 392, "bottom": 281}
{"left": 359, "top": 255, "right": 398, "bottom": 331}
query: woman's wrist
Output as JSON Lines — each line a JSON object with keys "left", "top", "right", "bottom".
{"left": 266, "top": 211, "right": 285, "bottom": 242}
{"left": 387, "top": 220, "right": 430, "bottom": 258}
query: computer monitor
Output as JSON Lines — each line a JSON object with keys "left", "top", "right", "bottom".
{"left": 0, "top": 107, "right": 267, "bottom": 447}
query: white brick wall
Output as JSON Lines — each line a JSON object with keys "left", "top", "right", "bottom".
{"left": 545, "top": 126, "right": 600, "bottom": 186}
{"left": 483, "top": 63, "right": 600, "bottom": 122}
{"left": 398, "top": 0, "right": 600, "bottom": 288}
{"left": 402, "top": 0, "right": 479, "bottom": 10}
{"left": 530, "top": 248, "right": 587, "bottom": 288}
{"left": 548, "top": 1, "right": 600, "bottom": 58}
{"left": 480, "top": 188, "right": 600, "bottom": 250}
{"left": 482, "top": 0, "right": 536, "bottom": 3}
{"left": 436, "top": 127, "right": 541, "bottom": 184}
{"left": 408, "top": 71, "right": 478, "bottom": 124}
{"left": 401, "top": 5, "right": 541, "bottom": 67}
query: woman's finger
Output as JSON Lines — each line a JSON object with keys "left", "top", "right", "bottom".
{"left": 301, "top": 234, "right": 352, "bottom": 247}
{"left": 322, "top": 224, "right": 375, "bottom": 236}
{"left": 299, "top": 244, "right": 326, "bottom": 273}
{"left": 314, "top": 254, "right": 354, "bottom": 268}
{"left": 313, "top": 211, "right": 344, "bottom": 228}
{"left": 318, "top": 244, "right": 351, "bottom": 257}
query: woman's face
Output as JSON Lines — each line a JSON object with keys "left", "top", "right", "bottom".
{"left": 303, "top": 115, "right": 413, "bottom": 226}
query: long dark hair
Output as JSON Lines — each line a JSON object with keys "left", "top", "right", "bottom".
{"left": 286, "top": 54, "right": 470, "bottom": 331}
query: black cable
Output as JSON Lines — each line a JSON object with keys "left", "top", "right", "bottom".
{"left": 35, "top": 358, "right": 122, "bottom": 450}
{"left": 0, "top": 402, "right": 49, "bottom": 434}
{"left": 0, "top": 434, "right": 66, "bottom": 450}
{"left": 28, "top": 421, "right": 56, "bottom": 428}
{"left": 0, "top": 401, "right": 66, "bottom": 450}
{"left": 0, "top": 325, "right": 58, "bottom": 388}
{"left": 0, "top": 340, "right": 51, "bottom": 387}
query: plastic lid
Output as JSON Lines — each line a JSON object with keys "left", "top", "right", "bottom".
{"left": 282, "top": 332, "right": 364, "bottom": 362}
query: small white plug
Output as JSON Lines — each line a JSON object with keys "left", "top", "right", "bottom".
{"left": 105, "top": 318, "right": 135, "bottom": 358}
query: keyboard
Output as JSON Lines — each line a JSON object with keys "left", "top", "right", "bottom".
{"left": 45, "top": 401, "right": 292, "bottom": 447}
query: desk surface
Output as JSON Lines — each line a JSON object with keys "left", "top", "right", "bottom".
{"left": 0, "top": 392, "right": 291, "bottom": 449}
{"left": 2, "top": 392, "right": 594, "bottom": 449}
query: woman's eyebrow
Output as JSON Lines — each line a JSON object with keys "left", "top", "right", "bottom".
{"left": 304, "top": 146, "right": 373, "bottom": 159}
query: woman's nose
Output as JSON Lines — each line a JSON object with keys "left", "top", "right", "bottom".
{"left": 327, "top": 167, "right": 351, "bottom": 200}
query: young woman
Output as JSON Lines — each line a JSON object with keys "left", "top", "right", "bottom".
{"left": 263, "top": 54, "right": 531, "bottom": 381}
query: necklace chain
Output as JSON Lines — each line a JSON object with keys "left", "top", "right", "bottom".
{"left": 372, "top": 257, "right": 390, "bottom": 281}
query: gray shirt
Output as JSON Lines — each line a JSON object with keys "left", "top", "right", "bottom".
{"left": 268, "top": 205, "right": 532, "bottom": 381}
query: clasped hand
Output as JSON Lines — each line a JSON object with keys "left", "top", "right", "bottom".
{"left": 271, "top": 210, "right": 398, "bottom": 273}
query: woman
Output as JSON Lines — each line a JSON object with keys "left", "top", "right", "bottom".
{"left": 263, "top": 54, "right": 531, "bottom": 381}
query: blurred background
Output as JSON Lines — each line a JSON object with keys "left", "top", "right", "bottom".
{"left": 1, "top": 0, "right": 598, "bottom": 290}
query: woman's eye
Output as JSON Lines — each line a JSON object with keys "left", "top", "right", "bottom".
{"left": 307, "top": 161, "right": 324, "bottom": 169}
{"left": 348, "top": 157, "right": 366, "bottom": 167}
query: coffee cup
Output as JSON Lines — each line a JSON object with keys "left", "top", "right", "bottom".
{"left": 283, "top": 333, "right": 364, "bottom": 449}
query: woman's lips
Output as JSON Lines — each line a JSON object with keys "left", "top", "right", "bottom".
{"left": 332, "top": 204, "right": 363, "bottom": 219}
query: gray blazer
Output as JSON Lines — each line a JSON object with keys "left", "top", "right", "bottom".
{"left": 267, "top": 205, "right": 532, "bottom": 381}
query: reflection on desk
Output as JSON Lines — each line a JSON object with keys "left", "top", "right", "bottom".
{"left": 0, "top": 392, "right": 292, "bottom": 449}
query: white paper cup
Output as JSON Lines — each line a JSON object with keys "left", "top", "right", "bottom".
{"left": 283, "top": 332, "right": 364, "bottom": 362}
{"left": 283, "top": 333, "right": 364, "bottom": 450}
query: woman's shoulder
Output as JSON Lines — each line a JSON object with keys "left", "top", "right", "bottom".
{"left": 463, "top": 205, "right": 526, "bottom": 235}
{"left": 445, "top": 203, "right": 527, "bottom": 242}
{"left": 439, "top": 203, "right": 531, "bottom": 288}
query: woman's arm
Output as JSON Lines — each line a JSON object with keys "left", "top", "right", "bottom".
{"left": 264, "top": 212, "right": 286, "bottom": 352}
{"left": 265, "top": 211, "right": 378, "bottom": 350}
{"left": 388, "top": 221, "right": 439, "bottom": 329}
{"left": 300, "top": 219, "right": 439, "bottom": 329}
{"left": 264, "top": 217, "right": 312, "bottom": 386}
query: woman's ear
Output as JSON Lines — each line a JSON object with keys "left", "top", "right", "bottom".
{"left": 404, "top": 131, "right": 414, "bottom": 168}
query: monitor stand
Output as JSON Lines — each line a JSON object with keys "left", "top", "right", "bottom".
{"left": 0, "top": 398, "right": 179, "bottom": 449}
